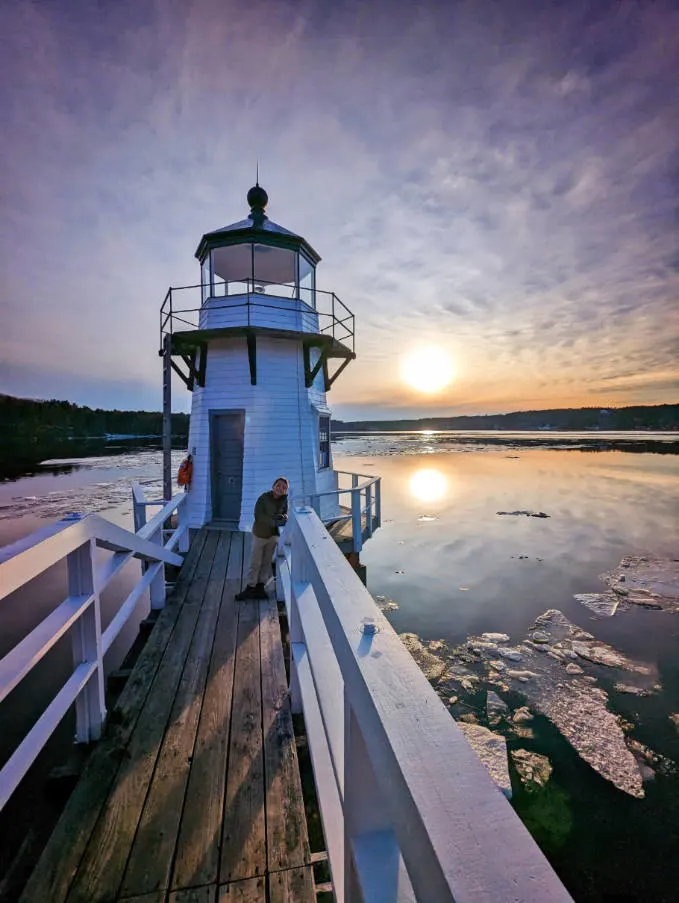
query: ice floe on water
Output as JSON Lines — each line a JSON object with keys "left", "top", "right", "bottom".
{"left": 374, "top": 594, "right": 399, "bottom": 612}
{"left": 0, "top": 450, "right": 187, "bottom": 522}
{"left": 574, "top": 556, "right": 679, "bottom": 614}
{"left": 496, "top": 509, "right": 551, "bottom": 518}
{"left": 399, "top": 605, "right": 676, "bottom": 799}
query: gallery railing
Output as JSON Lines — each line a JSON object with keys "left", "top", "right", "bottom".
{"left": 160, "top": 278, "right": 355, "bottom": 353}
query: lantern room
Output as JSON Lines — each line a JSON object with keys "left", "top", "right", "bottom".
{"left": 195, "top": 185, "right": 318, "bottom": 307}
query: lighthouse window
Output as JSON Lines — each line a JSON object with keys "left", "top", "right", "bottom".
{"left": 201, "top": 256, "right": 210, "bottom": 303}
{"left": 211, "top": 244, "right": 251, "bottom": 296}
{"left": 319, "top": 415, "right": 330, "bottom": 469}
{"left": 299, "top": 254, "right": 316, "bottom": 308}
{"left": 253, "top": 244, "right": 297, "bottom": 297}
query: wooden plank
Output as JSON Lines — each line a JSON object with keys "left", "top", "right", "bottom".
{"left": 20, "top": 530, "right": 210, "bottom": 903}
{"left": 118, "top": 893, "right": 165, "bottom": 903}
{"left": 64, "top": 531, "right": 221, "bottom": 903}
{"left": 168, "top": 886, "right": 216, "bottom": 903}
{"left": 238, "top": 532, "right": 252, "bottom": 593}
{"left": 172, "top": 532, "right": 243, "bottom": 888}
{"left": 219, "top": 599, "right": 265, "bottom": 882}
{"left": 121, "top": 533, "right": 233, "bottom": 896}
{"left": 268, "top": 866, "right": 315, "bottom": 903}
{"left": 217, "top": 876, "right": 265, "bottom": 901}
{"left": 259, "top": 597, "right": 310, "bottom": 873}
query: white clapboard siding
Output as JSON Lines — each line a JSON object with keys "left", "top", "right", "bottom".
{"left": 186, "top": 335, "right": 335, "bottom": 529}
{"left": 198, "top": 294, "right": 320, "bottom": 333}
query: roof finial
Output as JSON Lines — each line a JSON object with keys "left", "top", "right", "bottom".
{"left": 247, "top": 177, "right": 268, "bottom": 227}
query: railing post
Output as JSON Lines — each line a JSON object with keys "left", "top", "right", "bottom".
{"left": 288, "top": 509, "right": 312, "bottom": 715}
{"left": 178, "top": 496, "right": 190, "bottom": 553}
{"left": 375, "top": 479, "right": 381, "bottom": 529}
{"left": 149, "top": 523, "right": 166, "bottom": 610}
{"left": 310, "top": 494, "right": 321, "bottom": 518}
{"left": 365, "top": 483, "right": 373, "bottom": 538}
{"left": 344, "top": 690, "right": 408, "bottom": 903}
{"left": 351, "top": 489, "right": 362, "bottom": 553}
{"left": 162, "top": 333, "right": 173, "bottom": 503}
{"left": 68, "top": 540, "right": 106, "bottom": 742}
{"left": 132, "top": 485, "right": 147, "bottom": 533}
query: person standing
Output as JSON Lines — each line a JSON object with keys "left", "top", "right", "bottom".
{"left": 235, "top": 477, "right": 289, "bottom": 600}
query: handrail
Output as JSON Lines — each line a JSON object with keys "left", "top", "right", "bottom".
{"left": 276, "top": 508, "right": 574, "bottom": 902}
{"left": 0, "top": 489, "right": 190, "bottom": 812}
{"left": 159, "top": 279, "right": 355, "bottom": 355}
{"left": 296, "top": 471, "right": 381, "bottom": 552}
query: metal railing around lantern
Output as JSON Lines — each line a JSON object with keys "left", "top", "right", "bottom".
{"left": 160, "top": 279, "right": 355, "bottom": 353}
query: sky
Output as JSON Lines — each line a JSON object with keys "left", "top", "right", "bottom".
{"left": 1, "top": 0, "right": 678, "bottom": 421}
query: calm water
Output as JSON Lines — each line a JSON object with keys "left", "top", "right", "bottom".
{"left": 1, "top": 436, "right": 678, "bottom": 901}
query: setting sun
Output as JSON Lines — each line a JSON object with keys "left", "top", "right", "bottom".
{"left": 400, "top": 346, "right": 454, "bottom": 394}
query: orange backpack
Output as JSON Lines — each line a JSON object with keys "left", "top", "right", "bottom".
{"left": 177, "top": 456, "right": 193, "bottom": 487}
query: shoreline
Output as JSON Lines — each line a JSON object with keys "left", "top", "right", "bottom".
{"left": 333, "top": 431, "right": 679, "bottom": 454}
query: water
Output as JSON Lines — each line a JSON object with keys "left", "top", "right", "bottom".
{"left": 1, "top": 436, "right": 678, "bottom": 901}
{"left": 333, "top": 435, "right": 679, "bottom": 903}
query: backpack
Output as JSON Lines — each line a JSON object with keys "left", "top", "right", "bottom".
{"left": 177, "top": 456, "right": 193, "bottom": 487}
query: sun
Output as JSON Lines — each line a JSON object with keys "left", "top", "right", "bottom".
{"left": 400, "top": 346, "right": 454, "bottom": 394}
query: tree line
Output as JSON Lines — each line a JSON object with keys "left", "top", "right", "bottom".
{"left": 333, "top": 404, "right": 679, "bottom": 433}
{"left": 0, "top": 394, "right": 189, "bottom": 440}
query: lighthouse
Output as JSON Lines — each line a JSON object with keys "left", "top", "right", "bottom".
{"left": 160, "top": 185, "right": 355, "bottom": 531}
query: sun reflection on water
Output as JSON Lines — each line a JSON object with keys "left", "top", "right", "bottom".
{"left": 409, "top": 468, "right": 448, "bottom": 502}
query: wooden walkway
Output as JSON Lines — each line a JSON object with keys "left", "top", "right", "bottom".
{"left": 21, "top": 529, "right": 315, "bottom": 903}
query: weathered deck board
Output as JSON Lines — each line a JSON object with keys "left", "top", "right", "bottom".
{"left": 168, "top": 887, "right": 216, "bottom": 903}
{"left": 121, "top": 532, "right": 232, "bottom": 896}
{"left": 172, "top": 532, "right": 243, "bottom": 889}
{"left": 269, "top": 866, "right": 316, "bottom": 902}
{"left": 260, "top": 596, "right": 311, "bottom": 873}
{"left": 19, "top": 529, "right": 210, "bottom": 903}
{"left": 218, "top": 876, "right": 266, "bottom": 900}
{"left": 65, "top": 530, "right": 222, "bottom": 903}
{"left": 220, "top": 601, "right": 266, "bottom": 882}
{"left": 21, "top": 529, "right": 313, "bottom": 903}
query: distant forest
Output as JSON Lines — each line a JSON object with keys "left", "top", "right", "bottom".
{"left": 333, "top": 404, "right": 679, "bottom": 433}
{"left": 0, "top": 394, "right": 189, "bottom": 440}
{"left": 0, "top": 394, "right": 190, "bottom": 479}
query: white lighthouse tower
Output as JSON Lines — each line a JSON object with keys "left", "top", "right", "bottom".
{"left": 160, "top": 184, "right": 355, "bottom": 531}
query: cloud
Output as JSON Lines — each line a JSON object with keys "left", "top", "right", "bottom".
{"left": 0, "top": 0, "right": 677, "bottom": 417}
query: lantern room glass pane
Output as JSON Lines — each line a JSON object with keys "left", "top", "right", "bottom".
{"left": 299, "top": 253, "right": 316, "bottom": 308}
{"left": 253, "top": 244, "right": 297, "bottom": 298}
{"left": 211, "top": 244, "right": 252, "bottom": 295}
{"left": 201, "top": 256, "right": 210, "bottom": 302}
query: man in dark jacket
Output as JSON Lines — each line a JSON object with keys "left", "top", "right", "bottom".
{"left": 235, "top": 477, "right": 288, "bottom": 600}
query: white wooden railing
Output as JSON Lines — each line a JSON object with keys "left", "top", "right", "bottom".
{"left": 304, "top": 471, "right": 381, "bottom": 552}
{"left": 276, "top": 506, "right": 574, "bottom": 903}
{"left": 0, "top": 490, "right": 189, "bottom": 812}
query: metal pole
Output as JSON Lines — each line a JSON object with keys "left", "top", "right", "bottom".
{"left": 162, "top": 332, "right": 172, "bottom": 502}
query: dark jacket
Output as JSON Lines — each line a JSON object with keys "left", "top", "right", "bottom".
{"left": 252, "top": 490, "right": 288, "bottom": 539}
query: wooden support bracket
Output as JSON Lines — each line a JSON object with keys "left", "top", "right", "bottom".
{"left": 197, "top": 342, "right": 208, "bottom": 387}
{"left": 304, "top": 344, "right": 329, "bottom": 388}
{"left": 326, "top": 355, "right": 353, "bottom": 389}
{"left": 170, "top": 358, "right": 191, "bottom": 389}
{"left": 171, "top": 348, "right": 200, "bottom": 391}
{"left": 246, "top": 333, "right": 257, "bottom": 385}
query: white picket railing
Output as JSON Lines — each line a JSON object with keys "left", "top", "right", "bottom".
{"left": 276, "top": 506, "right": 574, "bottom": 903}
{"left": 0, "top": 490, "right": 189, "bottom": 812}
{"left": 304, "top": 471, "right": 381, "bottom": 552}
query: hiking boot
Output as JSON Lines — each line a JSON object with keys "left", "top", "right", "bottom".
{"left": 254, "top": 582, "right": 268, "bottom": 599}
{"left": 235, "top": 585, "right": 257, "bottom": 601}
